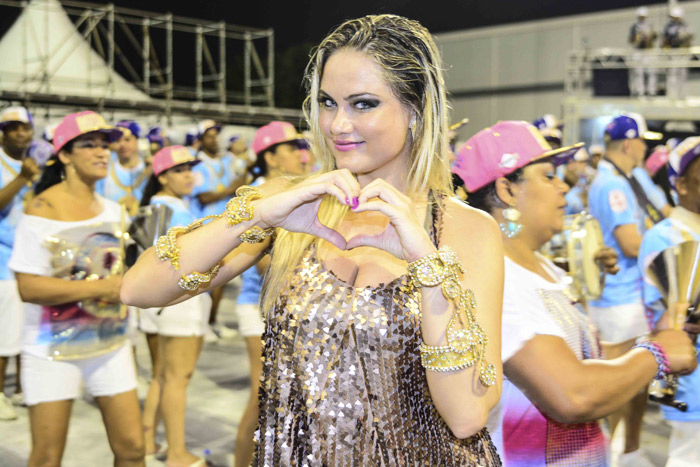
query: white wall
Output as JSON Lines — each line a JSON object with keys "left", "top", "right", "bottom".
{"left": 437, "top": 1, "right": 700, "bottom": 142}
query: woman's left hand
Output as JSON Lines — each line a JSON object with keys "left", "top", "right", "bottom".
{"left": 345, "top": 179, "right": 436, "bottom": 262}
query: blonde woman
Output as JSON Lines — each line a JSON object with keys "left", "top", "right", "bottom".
{"left": 123, "top": 15, "right": 503, "bottom": 465}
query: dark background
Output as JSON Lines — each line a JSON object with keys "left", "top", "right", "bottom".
{"left": 0, "top": 0, "right": 671, "bottom": 108}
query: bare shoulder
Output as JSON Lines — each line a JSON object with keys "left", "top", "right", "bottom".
{"left": 25, "top": 188, "right": 60, "bottom": 219}
{"left": 441, "top": 197, "right": 501, "bottom": 244}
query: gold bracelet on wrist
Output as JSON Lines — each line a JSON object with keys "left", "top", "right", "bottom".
{"left": 409, "top": 246, "right": 497, "bottom": 388}
{"left": 178, "top": 262, "right": 222, "bottom": 292}
{"left": 224, "top": 185, "right": 274, "bottom": 243}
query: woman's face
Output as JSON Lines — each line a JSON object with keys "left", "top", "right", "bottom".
{"left": 269, "top": 143, "right": 304, "bottom": 176}
{"left": 318, "top": 49, "right": 413, "bottom": 185}
{"left": 159, "top": 164, "right": 195, "bottom": 198}
{"left": 512, "top": 162, "right": 570, "bottom": 242}
{"left": 61, "top": 132, "right": 111, "bottom": 181}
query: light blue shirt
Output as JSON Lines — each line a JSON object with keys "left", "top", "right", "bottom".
{"left": 149, "top": 195, "right": 196, "bottom": 230}
{"left": 639, "top": 208, "right": 700, "bottom": 421}
{"left": 0, "top": 148, "right": 30, "bottom": 280}
{"left": 96, "top": 152, "right": 148, "bottom": 205}
{"left": 237, "top": 177, "right": 265, "bottom": 306}
{"left": 565, "top": 185, "right": 586, "bottom": 215}
{"left": 191, "top": 152, "right": 234, "bottom": 218}
{"left": 588, "top": 160, "right": 645, "bottom": 307}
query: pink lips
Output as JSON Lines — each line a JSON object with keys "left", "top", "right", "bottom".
{"left": 334, "top": 141, "right": 363, "bottom": 152}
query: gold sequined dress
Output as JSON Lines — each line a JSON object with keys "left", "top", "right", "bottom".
{"left": 254, "top": 223, "right": 502, "bottom": 466}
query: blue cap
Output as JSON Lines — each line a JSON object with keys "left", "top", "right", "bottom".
{"left": 116, "top": 120, "right": 141, "bottom": 139}
{"left": 228, "top": 135, "right": 240, "bottom": 145}
{"left": 532, "top": 114, "right": 562, "bottom": 131}
{"left": 147, "top": 126, "right": 166, "bottom": 148}
{"left": 604, "top": 112, "right": 662, "bottom": 141}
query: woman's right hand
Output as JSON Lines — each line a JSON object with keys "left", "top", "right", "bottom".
{"left": 649, "top": 329, "right": 698, "bottom": 375}
{"left": 255, "top": 169, "right": 360, "bottom": 250}
{"left": 95, "top": 275, "right": 123, "bottom": 303}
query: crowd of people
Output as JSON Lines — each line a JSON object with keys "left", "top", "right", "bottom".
{"left": 0, "top": 12, "right": 699, "bottom": 467}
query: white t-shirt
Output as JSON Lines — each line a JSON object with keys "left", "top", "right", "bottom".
{"left": 9, "top": 196, "right": 123, "bottom": 359}
{"left": 486, "top": 255, "right": 607, "bottom": 466}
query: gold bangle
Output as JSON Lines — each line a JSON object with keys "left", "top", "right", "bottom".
{"left": 224, "top": 185, "right": 274, "bottom": 243}
{"left": 178, "top": 262, "right": 222, "bottom": 292}
{"left": 408, "top": 246, "right": 497, "bottom": 387}
{"left": 155, "top": 215, "right": 221, "bottom": 270}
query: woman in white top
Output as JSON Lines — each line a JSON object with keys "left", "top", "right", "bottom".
{"left": 452, "top": 120, "right": 698, "bottom": 467}
{"left": 9, "top": 111, "right": 144, "bottom": 467}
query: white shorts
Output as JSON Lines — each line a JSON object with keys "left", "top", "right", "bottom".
{"left": 666, "top": 420, "right": 700, "bottom": 467}
{"left": 138, "top": 294, "right": 211, "bottom": 337}
{"left": 587, "top": 302, "right": 649, "bottom": 343}
{"left": 235, "top": 303, "right": 265, "bottom": 337}
{"left": 21, "top": 343, "right": 137, "bottom": 406}
{"left": 0, "top": 280, "right": 24, "bottom": 356}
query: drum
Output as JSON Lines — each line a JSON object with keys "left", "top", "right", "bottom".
{"left": 567, "top": 213, "right": 606, "bottom": 300}
{"left": 541, "top": 212, "right": 606, "bottom": 300}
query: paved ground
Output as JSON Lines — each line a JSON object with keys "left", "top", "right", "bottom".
{"left": 0, "top": 283, "right": 677, "bottom": 466}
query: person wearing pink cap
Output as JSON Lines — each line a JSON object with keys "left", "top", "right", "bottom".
{"left": 123, "top": 15, "right": 503, "bottom": 466}
{"left": 137, "top": 146, "right": 209, "bottom": 467}
{"left": 8, "top": 111, "right": 145, "bottom": 466}
{"left": 233, "top": 120, "right": 306, "bottom": 467}
{"left": 453, "top": 120, "right": 697, "bottom": 467}
{"left": 0, "top": 106, "right": 40, "bottom": 418}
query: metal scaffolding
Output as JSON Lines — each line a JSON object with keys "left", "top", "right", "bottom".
{"left": 0, "top": 0, "right": 302, "bottom": 125}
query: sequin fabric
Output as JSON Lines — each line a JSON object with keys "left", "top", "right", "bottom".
{"left": 253, "top": 242, "right": 501, "bottom": 466}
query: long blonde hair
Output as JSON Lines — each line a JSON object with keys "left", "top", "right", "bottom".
{"left": 261, "top": 14, "right": 452, "bottom": 313}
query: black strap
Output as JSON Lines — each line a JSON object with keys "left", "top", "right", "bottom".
{"left": 603, "top": 158, "right": 664, "bottom": 225}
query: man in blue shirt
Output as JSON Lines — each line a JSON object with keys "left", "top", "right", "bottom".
{"left": 95, "top": 120, "right": 150, "bottom": 216}
{"left": 0, "top": 107, "right": 40, "bottom": 419}
{"left": 587, "top": 112, "right": 659, "bottom": 466}
{"left": 639, "top": 136, "right": 700, "bottom": 466}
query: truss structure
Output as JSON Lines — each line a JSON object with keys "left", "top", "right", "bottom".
{"left": 0, "top": 0, "right": 303, "bottom": 124}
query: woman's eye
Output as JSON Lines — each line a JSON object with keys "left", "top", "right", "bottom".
{"left": 318, "top": 97, "right": 335, "bottom": 108}
{"left": 354, "top": 100, "right": 379, "bottom": 110}
{"left": 544, "top": 173, "right": 556, "bottom": 180}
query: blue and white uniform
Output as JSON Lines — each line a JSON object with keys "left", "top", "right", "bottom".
{"left": 191, "top": 152, "right": 233, "bottom": 218}
{"left": 138, "top": 195, "right": 211, "bottom": 337}
{"left": 639, "top": 206, "right": 700, "bottom": 465}
{"left": 632, "top": 166, "right": 668, "bottom": 215}
{"left": 95, "top": 152, "right": 149, "bottom": 206}
{"left": 235, "top": 177, "right": 266, "bottom": 337}
{"left": 0, "top": 148, "right": 28, "bottom": 357}
{"left": 587, "top": 160, "right": 648, "bottom": 342}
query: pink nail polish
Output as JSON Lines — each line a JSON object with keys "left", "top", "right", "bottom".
{"left": 352, "top": 197, "right": 359, "bottom": 209}
{"left": 345, "top": 197, "right": 350, "bottom": 205}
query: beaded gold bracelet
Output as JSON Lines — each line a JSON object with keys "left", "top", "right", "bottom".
{"left": 225, "top": 185, "right": 274, "bottom": 244}
{"left": 155, "top": 214, "right": 222, "bottom": 291}
{"left": 408, "top": 246, "right": 497, "bottom": 387}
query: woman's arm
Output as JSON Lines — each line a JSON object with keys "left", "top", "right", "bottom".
{"left": 421, "top": 203, "right": 504, "bottom": 438}
{"left": 121, "top": 171, "right": 359, "bottom": 308}
{"left": 504, "top": 329, "right": 696, "bottom": 424}
{"left": 16, "top": 273, "right": 121, "bottom": 306}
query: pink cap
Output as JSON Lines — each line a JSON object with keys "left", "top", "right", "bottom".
{"left": 452, "top": 121, "right": 583, "bottom": 192}
{"left": 53, "top": 111, "right": 122, "bottom": 153}
{"left": 251, "top": 121, "right": 303, "bottom": 156}
{"left": 152, "top": 145, "right": 200, "bottom": 176}
{"left": 646, "top": 147, "right": 669, "bottom": 176}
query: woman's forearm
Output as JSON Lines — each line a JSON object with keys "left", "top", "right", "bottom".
{"left": 16, "top": 274, "right": 104, "bottom": 306}
{"left": 120, "top": 203, "right": 266, "bottom": 308}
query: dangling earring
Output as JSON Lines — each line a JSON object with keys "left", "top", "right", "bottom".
{"left": 409, "top": 119, "right": 417, "bottom": 140}
{"left": 499, "top": 206, "right": 522, "bottom": 238}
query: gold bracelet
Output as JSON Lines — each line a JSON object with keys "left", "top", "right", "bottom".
{"left": 178, "top": 262, "right": 222, "bottom": 291}
{"left": 409, "top": 246, "right": 497, "bottom": 387}
{"left": 224, "top": 185, "right": 274, "bottom": 243}
{"left": 155, "top": 214, "right": 221, "bottom": 271}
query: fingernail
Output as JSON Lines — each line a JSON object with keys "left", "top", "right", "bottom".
{"left": 345, "top": 197, "right": 350, "bottom": 205}
{"left": 352, "top": 197, "right": 359, "bottom": 209}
